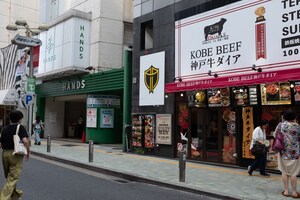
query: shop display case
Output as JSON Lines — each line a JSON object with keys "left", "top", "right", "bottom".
{"left": 131, "top": 114, "right": 155, "bottom": 154}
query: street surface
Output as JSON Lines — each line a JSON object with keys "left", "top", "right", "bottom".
{"left": 0, "top": 155, "right": 221, "bottom": 200}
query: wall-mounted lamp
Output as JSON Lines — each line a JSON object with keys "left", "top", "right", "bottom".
{"left": 180, "top": 93, "right": 184, "bottom": 97}
{"left": 173, "top": 77, "right": 182, "bottom": 82}
{"left": 208, "top": 70, "right": 218, "bottom": 78}
{"left": 165, "top": 94, "right": 168, "bottom": 98}
{"left": 85, "top": 66, "right": 94, "bottom": 71}
{"left": 252, "top": 64, "right": 262, "bottom": 72}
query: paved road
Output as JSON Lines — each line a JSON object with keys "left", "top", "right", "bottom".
{"left": 0, "top": 156, "right": 222, "bottom": 200}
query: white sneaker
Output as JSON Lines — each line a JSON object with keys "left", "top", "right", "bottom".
{"left": 247, "top": 165, "right": 252, "bottom": 176}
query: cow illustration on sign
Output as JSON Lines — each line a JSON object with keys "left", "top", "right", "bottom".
{"left": 204, "top": 18, "right": 227, "bottom": 41}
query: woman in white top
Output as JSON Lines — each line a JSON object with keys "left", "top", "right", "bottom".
{"left": 248, "top": 120, "right": 270, "bottom": 177}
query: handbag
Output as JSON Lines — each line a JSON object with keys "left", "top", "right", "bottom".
{"left": 251, "top": 143, "right": 266, "bottom": 156}
{"left": 13, "top": 124, "right": 28, "bottom": 155}
{"left": 272, "top": 132, "right": 284, "bottom": 153}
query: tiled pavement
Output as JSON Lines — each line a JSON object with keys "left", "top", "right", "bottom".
{"left": 30, "top": 139, "right": 292, "bottom": 200}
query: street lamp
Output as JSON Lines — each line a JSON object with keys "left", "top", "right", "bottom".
{"left": 6, "top": 18, "right": 49, "bottom": 37}
{"left": 6, "top": 18, "right": 49, "bottom": 144}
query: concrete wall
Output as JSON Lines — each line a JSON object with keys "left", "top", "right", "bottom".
{"left": 40, "top": 0, "right": 133, "bottom": 70}
{"left": 0, "top": 0, "right": 40, "bottom": 48}
{"left": 44, "top": 98, "right": 65, "bottom": 138}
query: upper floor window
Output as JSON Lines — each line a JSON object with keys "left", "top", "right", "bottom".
{"left": 141, "top": 20, "right": 153, "bottom": 50}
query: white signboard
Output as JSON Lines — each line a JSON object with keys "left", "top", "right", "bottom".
{"left": 175, "top": 0, "right": 300, "bottom": 80}
{"left": 38, "top": 17, "right": 90, "bottom": 75}
{"left": 156, "top": 114, "right": 172, "bottom": 145}
{"left": 86, "top": 108, "right": 97, "bottom": 128}
{"left": 139, "top": 51, "right": 165, "bottom": 106}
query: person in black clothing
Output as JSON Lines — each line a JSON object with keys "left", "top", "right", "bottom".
{"left": 0, "top": 110, "right": 30, "bottom": 200}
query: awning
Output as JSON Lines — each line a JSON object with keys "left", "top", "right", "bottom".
{"left": 166, "top": 68, "right": 300, "bottom": 93}
{"left": 0, "top": 89, "right": 16, "bottom": 105}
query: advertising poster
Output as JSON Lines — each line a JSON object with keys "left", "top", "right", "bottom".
{"left": 156, "top": 114, "right": 172, "bottom": 145}
{"left": 167, "top": 0, "right": 300, "bottom": 92}
{"left": 100, "top": 108, "right": 114, "bottom": 128}
{"left": 86, "top": 108, "right": 97, "bottom": 128}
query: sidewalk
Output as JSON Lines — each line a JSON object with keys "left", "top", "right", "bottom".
{"left": 30, "top": 139, "right": 288, "bottom": 200}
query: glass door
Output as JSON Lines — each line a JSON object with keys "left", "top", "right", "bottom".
{"left": 190, "top": 108, "right": 221, "bottom": 162}
{"left": 205, "top": 109, "right": 220, "bottom": 161}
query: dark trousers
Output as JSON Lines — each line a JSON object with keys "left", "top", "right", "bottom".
{"left": 250, "top": 153, "right": 267, "bottom": 175}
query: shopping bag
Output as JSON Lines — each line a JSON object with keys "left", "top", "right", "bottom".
{"left": 271, "top": 132, "right": 284, "bottom": 153}
{"left": 13, "top": 124, "right": 27, "bottom": 155}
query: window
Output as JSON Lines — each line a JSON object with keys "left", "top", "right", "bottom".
{"left": 141, "top": 20, "right": 153, "bottom": 50}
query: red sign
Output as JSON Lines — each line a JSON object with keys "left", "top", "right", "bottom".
{"left": 32, "top": 46, "right": 40, "bottom": 68}
{"left": 256, "top": 23, "right": 266, "bottom": 60}
{"left": 166, "top": 68, "right": 300, "bottom": 93}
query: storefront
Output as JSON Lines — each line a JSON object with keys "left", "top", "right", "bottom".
{"left": 165, "top": 0, "right": 300, "bottom": 168}
{"left": 35, "top": 68, "right": 124, "bottom": 143}
{"left": 132, "top": 0, "right": 300, "bottom": 168}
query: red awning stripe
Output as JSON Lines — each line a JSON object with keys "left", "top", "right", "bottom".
{"left": 166, "top": 68, "right": 300, "bottom": 93}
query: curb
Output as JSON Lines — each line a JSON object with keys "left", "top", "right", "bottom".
{"left": 31, "top": 151, "right": 242, "bottom": 200}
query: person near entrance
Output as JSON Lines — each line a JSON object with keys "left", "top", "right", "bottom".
{"left": 0, "top": 110, "right": 30, "bottom": 200}
{"left": 33, "top": 116, "right": 44, "bottom": 145}
{"left": 248, "top": 120, "right": 270, "bottom": 177}
{"left": 77, "top": 115, "right": 84, "bottom": 138}
{"left": 276, "top": 110, "right": 300, "bottom": 198}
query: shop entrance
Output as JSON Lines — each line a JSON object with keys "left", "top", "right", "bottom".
{"left": 190, "top": 108, "right": 221, "bottom": 162}
{"left": 190, "top": 107, "right": 237, "bottom": 164}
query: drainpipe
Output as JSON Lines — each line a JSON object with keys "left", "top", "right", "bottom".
{"left": 122, "top": 49, "right": 132, "bottom": 152}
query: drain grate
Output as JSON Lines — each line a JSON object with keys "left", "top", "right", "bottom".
{"left": 61, "top": 144, "right": 78, "bottom": 147}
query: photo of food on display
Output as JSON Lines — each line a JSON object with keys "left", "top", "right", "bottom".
{"left": 294, "top": 82, "right": 300, "bottom": 102}
{"left": 233, "top": 87, "right": 248, "bottom": 106}
{"left": 208, "top": 87, "right": 230, "bottom": 107}
{"left": 279, "top": 82, "right": 291, "bottom": 101}
{"left": 266, "top": 83, "right": 279, "bottom": 101}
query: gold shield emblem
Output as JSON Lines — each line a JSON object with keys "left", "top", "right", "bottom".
{"left": 144, "top": 65, "right": 159, "bottom": 93}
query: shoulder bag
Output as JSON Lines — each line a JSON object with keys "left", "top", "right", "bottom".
{"left": 271, "top": 132, "right": 284, "bottom": 153}
{"left": 13, "top": 124, "right": 28, "bottom": 155}
{"left": 251, "top": 143, "right": 266, "bottom": 156}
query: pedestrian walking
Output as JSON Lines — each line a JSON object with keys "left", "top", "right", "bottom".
{"left": 33, "top": 116, "right": 44, "bottom": 145}
{"left": 275, "top": 110, "right": 300, "bottom": 198}
{"left": 0, "top": 110, "right": 30, "bottom": 200}
{"left": 248, "top": 120, "right": 270, "bottom": 177}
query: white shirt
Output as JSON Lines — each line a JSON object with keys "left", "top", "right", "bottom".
{"left": 250, "top": 126, "right": 266, "bottom": 149}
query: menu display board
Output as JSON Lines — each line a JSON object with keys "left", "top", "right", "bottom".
{"left": 261, "top": 82, "right": 291, "bottom": 105}
{"left": 208, "top": 87, "right": 230, "bottom": 107}
{"left": 248, "top": 86, "right": 258, "bottom": 105}
{"left": 232, "top": 87, "right": 248, "bottom": 106}
{"left": 132, "top": 115, "right": 143, "bottom": 147}
{"left": 294, "top": 82, "right": 300, "bottom": 103}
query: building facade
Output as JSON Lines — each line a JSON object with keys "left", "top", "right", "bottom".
{"left": 131, "top": 0, "right": 300, "bottom": 170}
{"left": 33, "top": 0, "right": 133, "bottom": 143}
{"left": 0, "top": 0, "right": 40, "bottom": 130}
{"left": 0, "top": 0, "right": 40, "bottom": 48}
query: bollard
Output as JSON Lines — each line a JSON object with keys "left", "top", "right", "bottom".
{"left": 47, "top": 135, "right": 51, "bottom": 153}
{"left": 178, "top": 150, "right": 186, "bottom": 182}
{"left": 89, "top": 140, "right": 94, "bottom": 162}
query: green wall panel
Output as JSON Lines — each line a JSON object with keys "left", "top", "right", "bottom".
{"left": 36, "top": 68, "right": 124, "bottom": 98}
